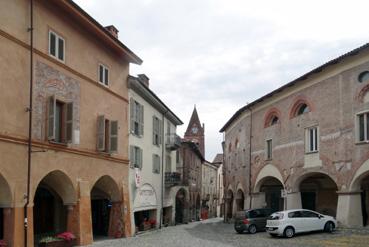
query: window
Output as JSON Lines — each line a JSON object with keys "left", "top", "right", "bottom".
{"left": 49, "top": 31, "right": 65, "bottom": 62}
{"left": 130, "top": 98, "right": 144, "bottom": 136}
{"left": 306, "top": 126, "right": 318, "bottom": 152}
{"left": 358, "top": 71, "right": 369, "bottom": 83}
{"left": 47, "top": 95, "right": 73, "bottom": 144}
{"left": 357, "top": 112, "right": 369, "bottom": 142}
{"left": 266, "top": 139, "right": 272, "bottom": 160}
{"left": 297, "top": 103, "right": 310, "bottom": 116}
{"left": 130, "top": 146, "right": 143, "bottom": 169}
{"left": 270, "top": 116, "right": 279, "bottom": 125}
{"left": 288, "top": 211, "right": 303, "bottom": 218}
{"left": 301, "top": 211, "right": 319, "bottom": 218}
{"left": 98, "top": 64, "right": 109, "bottom": 86}
{"left": 97, "top": 116, "right": 118, "bottom": 153}
{"left": 153, "top": 154, "right": 160, "bottom": 174}
{"left": 153, "top": 116, "right": 162, "bottom": 146}
{"left": 166, "top": 155, "right": 172, "bottom": 172}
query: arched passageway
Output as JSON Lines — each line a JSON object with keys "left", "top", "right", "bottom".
{"left": 175, "top": 189, "right": 186, "bottom": 224}
{"left": 90, "top": 176, "right": 121, "bottom": 239}
{"left": 361, "top": 174, "right": 369, "bottom": 226}
{"left": 33, "top": 170, "right": 76, "bottom": 244}
{"left": 236, "top": 189, "right": 244, "bottom": 211}
{"left": 299, "top": 173, "right": 338, "bottom": 216}
{"left": 260, "top": 177, "right": 284, "bottom": 213}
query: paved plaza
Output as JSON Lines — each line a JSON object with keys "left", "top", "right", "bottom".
{"left": 91, "top": 218, "right": 369, "bottom": 247}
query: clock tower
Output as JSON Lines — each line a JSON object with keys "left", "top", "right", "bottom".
{"left": 184, "top": 106, "right": 205, "bottom": 156}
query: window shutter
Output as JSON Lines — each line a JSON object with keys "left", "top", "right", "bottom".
{"left": 152, "top": 154, "right": 156, "bottom": 173}
{"left": 159, "top": 119, "right": 163, "bottom": 145}
{"left": 130, "top": 98, "right": 135, "bottom": 133}
{"left": 152, "top": 116, "right": 156, "bottom": 145}
{"left": 65, "top": 102, "right": 73, "bottom": 143}
{"left": 130, "top": 145, "right": 135, "bottom": 168}
{"left": 47, "top": 95, "right": 56, "bottom": 140}
{"left": 110, "top": 120, "right": 118, "bottom": 153}
{"left": 97, "top": 115, "right": 105, "bottom": 151}
{"left": 139, "top": 104, "right": 144, "bottom": 136}
{"left": 139, "top": 148, "right": 143, "bottom": 169}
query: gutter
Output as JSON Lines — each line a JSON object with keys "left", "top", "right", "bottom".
{"left": 25, "top": 0, "right": 34, "bottom": 246}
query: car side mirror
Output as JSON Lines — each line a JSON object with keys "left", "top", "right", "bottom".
{"left": 318, "top": 215, "right": 323, "bottom": 219}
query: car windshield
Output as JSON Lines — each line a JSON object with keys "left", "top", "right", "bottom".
{"left": 269, "top": 212, "right": 283, "bottom": 220}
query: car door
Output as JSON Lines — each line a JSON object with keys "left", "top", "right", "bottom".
{"left": 287, "top": 211, "right": 304, "bottom": 233}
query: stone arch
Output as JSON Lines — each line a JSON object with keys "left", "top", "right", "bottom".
{"left": 254, "top": 164, "right": 284, "bottom": 192}
{"left": 292, "top": 171, "right": 337, "bottom": 191}
{"left": 91, "top": 175, "right": 121, "bottom": 202}
{"left": 0, "top": 173, "right": 12, "bottom": 208}
{"left": 264, "top": 107, "right": 281, "bottom": 128}
{"left": 235, "top": 188, "right": 245, "bottom": 211}
{"left": 350, "top": 158, "right": 369, "bottom": 191}
{"left": 32, "top": 170, "right": 77, "bottom": 205}
{"left": 358, "top": 84, "right": 369, "bottom": 103}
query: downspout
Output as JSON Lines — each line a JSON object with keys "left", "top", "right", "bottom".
{"left": 248, "top": 108, "right": 252, "bottom": 209}
{"left": 221, "top": 138, "right": 226, "bottom": 222}
{"left": 159, "top": 110, "right": 169, "bottom": 228}
{"left": 25, "top": 0, "right": 34, "bottom": 246}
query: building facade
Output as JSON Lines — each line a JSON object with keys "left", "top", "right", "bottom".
{"left": 220, "top": 43, "right": 369, "bottom": 227}
{"left": 0, "top": 0, "right": 142, "bottom": 246}
{"left": 127, "top": 75, "right": 185, "bottom": 233}
{"left": 212, "top": 154, "right": 224, "bottom": 217}
{"left": 201, "top": 161, "right": 218, "bottom": 219}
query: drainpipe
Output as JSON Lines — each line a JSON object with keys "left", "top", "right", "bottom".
{"left": 25, "top": 0, "right": 34, "bottom": 246}
{"left": 160, "top": 110, "right": 169, "bottom": 229}
{"left": 221, "top": 139, "right": 226, "bottom": 222}
{"left": 248, "top": 108, "right": 253, "bottom": 209}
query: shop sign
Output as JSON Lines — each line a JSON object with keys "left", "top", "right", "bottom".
{"left": 135, "top": 168, "right": 141, "bottom": 188}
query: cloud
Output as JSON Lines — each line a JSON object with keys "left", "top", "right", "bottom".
{"left": 74, "top": 0, "right": 369, "bottom": 160}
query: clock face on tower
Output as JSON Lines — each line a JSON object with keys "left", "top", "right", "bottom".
{"left": 191, "top": 126, "right": 198, "bottom": 134}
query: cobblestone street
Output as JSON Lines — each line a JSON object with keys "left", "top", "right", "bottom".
{"left": 91, "top": 218, "right": 369, "bottom": 247}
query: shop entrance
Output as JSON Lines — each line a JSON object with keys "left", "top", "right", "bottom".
{"left": 134, "top": 209, "right": 157, "bottom": 232}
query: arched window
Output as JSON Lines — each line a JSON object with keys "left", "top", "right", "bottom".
{"left": 296, "top": 103, "right": 310, "bottom": 115}
{"left": 270, "top": 116, "right": 279, "bottom": 125}
{"left": 358, "top": 71, "right": 369, "bottom": 83}
{"left": 264, "top": 108, "right": 281, "bottom": 128}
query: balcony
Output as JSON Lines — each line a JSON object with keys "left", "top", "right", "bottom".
{"left": 165, "top": 172, "right": 181, "bottom": 186}
{"left": 166, "top": 133, "right": 181, "bottom": 150}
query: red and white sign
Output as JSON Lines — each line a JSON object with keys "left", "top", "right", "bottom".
{"left": 135, "top": 168, "right": 141, "bottom": 188}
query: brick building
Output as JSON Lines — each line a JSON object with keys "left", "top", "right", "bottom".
{"left": 0, "top": 0, "right": 141, "bottom": 246}
{"left": 220, "top": 43, "right": 369, "bottom": 227}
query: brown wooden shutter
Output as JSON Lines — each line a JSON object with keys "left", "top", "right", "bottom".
{"left": 139, "top": 104, "right": 144, "bottom": 136}
{"left": 97, "top": 115, "right": 105, "bottom": 151}
{"left": 130, "top": 98, "right": 135, "bottom": 133}
{"left": 65, "top": 102, "right": 73, "bottom": 143}
{"left": 110, "top": 120, "right": 118, "bottom": 153}
{"left": 47, "top": 95, "right": 56, "bottom": 140}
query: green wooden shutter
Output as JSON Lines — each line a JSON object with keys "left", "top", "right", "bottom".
{"left": 97, "top": 115, "right": 105, "bottom": 151}
{"left": 159, "top": 119, "right": 163, "bottom": 145}
{"left": 138, "top": 147, "right": 143, "bottom": 169}
{"left": 110, "top": 120, "right": 118, "bottom": 153}
{"left": 152, "top": 116, "right": 156, "bottom": 145}
{"left": 130, "top": 98, "right": 135, "bottom": 133}
{"left": 139, "top": 104, "right": 144, "bottom": 136}
{"left": 65, "top": 102, "right": 73, "bottom": 143}
{"left": 48, "top": 95, "right": 56, "bottom": 140}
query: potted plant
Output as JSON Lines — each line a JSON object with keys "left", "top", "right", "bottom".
{"left": 56, "top": 232, "right": 76, "bottom": 247}
{"left": 39, "top": 236, "right": 64, "bottom": 247}
{"left": 0, "top": 240, "right": 7, "bottom": 247}
{"left": 149, "top": 218, "right": 157, "bottom": 228}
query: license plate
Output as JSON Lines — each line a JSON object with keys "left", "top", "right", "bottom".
{"left": 267, "top": 227, "right": 274, "bottom": 231}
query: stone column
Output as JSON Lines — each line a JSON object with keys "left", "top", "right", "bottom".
{"left": 26, "top": 206, "right": 34, "bottom": 247}
{"left": 251, "top": 192, "right": 265, "bottom": 209}
{"left": 11, "top": 207, "right": 25, "bottom": 247}
{"left": 66, "top": 205, "right": 79, "bottom": 238}
{"left": 108, "top": 202, "right": 124, "bottom": 238}
{"left": 286, "top": 192, "right": 302, "bottom": 210}
{"left": 77, "top": 181, "right": 93, "bottom": 246}
{"left": 3, "top": 208, "right": 13, "bottom": 247}
{"left": 336, "top": 191, "right": 363, "bottom": 227}
{"left": 122, "top": 182, "right": 132, "bottom": 238}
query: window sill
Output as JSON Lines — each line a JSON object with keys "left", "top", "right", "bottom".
{"left": 305, "top": 151, "right": 319, "bottom": 155}
{"left": 48, "top": 53, "right": 65, "bottom": 64}
{"left": 131, "top": 132, "right": 143, "bottom": 138}
{"left": 48, "top": 140, "right": 69, "bottom": 147}
{"left": 265, "top": 158, "right": 272, "bottom": 162}
{"left": 355, "top": 141, "right": 369, "bottom": 145}
{"left": 98, "top": 81, "right": 109, "bottom": 87}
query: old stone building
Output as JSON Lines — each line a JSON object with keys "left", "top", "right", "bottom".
{"left": 220, "top": 43, "right": 369, "bottom": 227}
{"left": 212, "top": 154, "right": 224, "bottom": 217}
{"left": 201, "top": 161, "right": 218, "bottom": 219}
{"left": 0, "top": 0, "right": 141, "bottom": 246}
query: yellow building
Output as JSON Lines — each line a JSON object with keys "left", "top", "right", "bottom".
{"left": 0, "top": 0, "right": 142, "bottom": 246}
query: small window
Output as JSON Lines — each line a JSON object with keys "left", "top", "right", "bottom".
{"left": 96, "top": 116, "right": 118, "bottom": 153}
{"left": 266, "top": 139, "right": 272, "bottom": 160}
{"left": 130, "top": 145, "right": 143, "bottom": 169}
{"left": 130, "top": 98, "right": 144, "bottom": 136}
{"left": 99, "top": 64, "right": 109, "bottom": 86}
{"left": 47, "top": 96, "right": 73, "bottom": 144}
{"left": 297, "top": 104, "right": 310, "bottom": 116}
{"left": 357, "top": 112, "right": 369, "bottom": 142}
{"left": 306, "top": 126, "right": 318, "bottom": 153}
{"left": 288, "top": 211, "right": 303, "bottom": 218}
{"left": 49, "top": 31, "right": 65, "bottom": 62}
{"left": 358, "top": 71, "right": 369, "bottom": 83}
{"left": 153, "top": 154, "right": 160, "bottom": 174}
{"left": 270, "top": 116, "right": 279, "bottom": 125}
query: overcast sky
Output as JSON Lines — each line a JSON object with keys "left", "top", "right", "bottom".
{"left": 75, "top": 0, "right": 369, "bottom": 161}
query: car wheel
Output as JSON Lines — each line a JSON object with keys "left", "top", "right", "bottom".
{"left": 284, "top": 227, "right": 295, "bottom": 238}
{"left": 236, "top": 229, "right": 243, "bottom": 234}
{"left": 248, "top": 224, "right": 257, "bottom": 234}
{"left": 324, "top": 222, "right": 334, "bottom": 233}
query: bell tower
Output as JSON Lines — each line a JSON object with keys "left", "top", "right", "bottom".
{"left": 183, "top": 106, "right": 205, "bottom": 156}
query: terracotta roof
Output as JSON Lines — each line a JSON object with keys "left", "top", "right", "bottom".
{"left": 212, "top": 153, "right": 224, "bottom": 164}
{"left": 219, "top": 42, "right": 369, "bottom": 132}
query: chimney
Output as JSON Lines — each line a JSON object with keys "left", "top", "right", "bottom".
{"left": 105, "top": 25, "right": 119, "bottom": 38}
{"left": 138, "top": 74, "right": 150, "bottom": 87}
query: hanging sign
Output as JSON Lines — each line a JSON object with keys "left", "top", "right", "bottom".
{"left": 135, "top": 168, "right": 141, "bottom": 188}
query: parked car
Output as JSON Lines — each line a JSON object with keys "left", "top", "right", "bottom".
{"left": 266, "top": 209, "right": 337, "bottom": 238}
{"left": 234, "top": 208, "right": 272, "bottom": 234}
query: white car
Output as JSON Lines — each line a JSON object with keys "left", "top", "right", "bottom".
{"left": 266, "top": 209, "right": 337, "bottom": 238}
